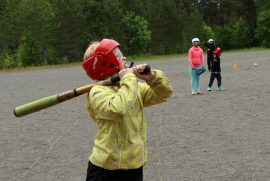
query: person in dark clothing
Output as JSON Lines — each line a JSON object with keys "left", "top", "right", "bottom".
{"left": 207, "top": 47, "right": 224, "bottom": 91}
{"left": 204, "top": 39, "right": 216, "bottom": 71}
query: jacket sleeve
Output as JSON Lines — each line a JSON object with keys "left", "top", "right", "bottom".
{"left": 188, "top": 49, "right": 195, "bottom": 68}
{"left": 207, "top": 58, "right": 211, "bottom": 70}
{"left": 209, "top": 44, "right": 216, "bottom": 51}
{"left": 88, "top": 73, "right": 139, "bottom": 121}
{"left": 201, "top": 49, "right": 204, "bottom": 64}
{"left": 140, "top": 70, "right": 173, "bottom": 107}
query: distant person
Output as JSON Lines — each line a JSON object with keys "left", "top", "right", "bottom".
{"left": 207, "top": 47, "right": 224, "bottom": 91}
{"left": 188, "top": 38, "right": 205, "bottom": 95}
{"left": 204, "top": 39, "right": 216, "bottom": 71}
{"left": 82, "top": 38, "right": 173, "bottom": 181}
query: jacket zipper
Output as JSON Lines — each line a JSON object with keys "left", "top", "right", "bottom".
{"left": 136, "top": 117, "right": 144, "bottom": 165}
{"left": 119, "top": 142, "right": 122, "bottom": 168}
{"left": 139, "top": 135, "right": 144, "bottom": 164}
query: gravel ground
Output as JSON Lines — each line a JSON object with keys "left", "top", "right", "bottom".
{"left": 1, "top": 50, "right": 270, "bottom": 181}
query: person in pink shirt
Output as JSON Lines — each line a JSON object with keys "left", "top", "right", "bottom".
{"left": 188, "top": 38, "right": 204, "bottom": 95}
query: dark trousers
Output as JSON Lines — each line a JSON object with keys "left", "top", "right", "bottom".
{"left": 208, "top": 72, "right": 222, "bottom": 87}
{"left": 86, "top": 161, "right": 143, "bottom": 181}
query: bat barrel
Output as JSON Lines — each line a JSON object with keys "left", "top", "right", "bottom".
{"left": 14, "top": 64, "right": 151, "bottom": 117}
{"left": 14, "top": 95, "right": 59, "bottom": 117}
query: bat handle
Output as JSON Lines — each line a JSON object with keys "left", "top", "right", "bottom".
{"left": 110, "top": 64, "right": 151, "bottom": 84}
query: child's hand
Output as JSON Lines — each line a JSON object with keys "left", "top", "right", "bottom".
{"left": 190, "top": 64, "right": 195, "bottom": 69}
{"left": 133, "top": 64, "right": 154, "bottom": 81}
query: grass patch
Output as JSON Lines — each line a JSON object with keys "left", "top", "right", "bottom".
{"left": 225, "top": 47, "right": 270, "bottom": 53}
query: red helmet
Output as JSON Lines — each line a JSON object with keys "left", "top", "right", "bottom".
{"left": 82, "top": 39, "right": 121, "bottom": 80}
{"left": 213, "top": 47, "right": 222, "bottom": 56}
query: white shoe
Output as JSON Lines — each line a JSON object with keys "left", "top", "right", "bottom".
{"left": 192, "top": 91, "right": 197, "bottom": 95}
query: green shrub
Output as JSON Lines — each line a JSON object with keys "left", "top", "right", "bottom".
{"left": 256, "top": 10, "right": 270, "bottom": 47}
{"left": 0, "top": 53, "right": 17, "bottom": 69}
{"left": 203, "top": 24, "right": 215, "bottom": 42}
{"left": 214, "top": 18, "right": 253, "bottom": 49}
{"left": 214, "top": 26, "right": 233, "bottom": 49}
{"left": 122, "top": 11, "right": 151, "bottom": 55}
{"left": 16, "top": 33, "right": 39, "bottom": 67}
{"left": 231, "top": 18, "right": 253, "bottom": 48}
{"left": 44, "top": 47, "right": 58, "bottom": 65}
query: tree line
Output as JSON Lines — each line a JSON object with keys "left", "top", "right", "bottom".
{"left": 0, "top": 0, "right": 270, "bottom": 69}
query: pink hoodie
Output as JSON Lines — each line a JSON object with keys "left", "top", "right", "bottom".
{"left": 188, "top": 46, "right": 204, "bottom": 68}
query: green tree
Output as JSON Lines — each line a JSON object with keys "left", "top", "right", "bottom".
{"left": 214, "top": 26, "right": 233, "bottom": 49}
{"left": 0, "top": 0, "right": 263, "bottom": 69}
{"left": 0, "top": 0, "right": 21, "bottom": 51}
{"left": 122, "top": 11, "right": 151, "bottom": 55}
{"left": 145, "top": 0, "right": 194, "bottom": 54}
{"left": 0, "top": 0, "right": 55, "bottom": 63}
{"left": 0, "top": 0, "right": 6, "bottom": 16}
{"left": 0, "top": 53, "right": 16, "bottom": 69}
{"left": 197, "top": 0, "right": 220, "bottom": 25}
{"left": 16, "top": 33, "right": 39, "bottom": 67}
{"left": 51, "top": 0, "right": 86, "bottom": 61}
{"left": 231, "top": 18, "right": 253, "bottom": 48}
{"left": 119, "top": 0, "right": 145, "bottom": 16}
{"left": 183, "top": 8, "right": 205, "bottom": 47}
{"left": 256, "top": 10, "right": 270, "bottom": 47}
{"left": 214, "top": 18, "right": 253, "bottom": 49}
{"left": 255, "top": 0, "right": 270, "bottom": 13}
{"left": 75, "top": 0, "right": 125, "bottom": 57}
{"left": 203, "top": 24, "right": 215, "bottom": 43}
{"left": 19, "top": 0, "right": 55, "bottom": 62}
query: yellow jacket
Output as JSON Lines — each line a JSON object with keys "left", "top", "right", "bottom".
{"left": 86, "top": 70, "right": 172, "bottom": 170}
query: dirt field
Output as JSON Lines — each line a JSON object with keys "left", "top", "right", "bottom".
{"left": 1, "top": 50, "right": 270, "bottom": 181}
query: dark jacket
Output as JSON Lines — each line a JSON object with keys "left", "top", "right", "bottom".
{"left": 209, "top": 55, "right": 221, "bottom": 72}
{"left": 204, "top": 42, "right": 216, "bottom": 70}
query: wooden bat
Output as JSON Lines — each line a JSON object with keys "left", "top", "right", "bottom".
{"left": 14, "top": 64, "right": 150, "bottom": 117}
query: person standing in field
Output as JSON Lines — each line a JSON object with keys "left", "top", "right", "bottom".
{"left": 188, "top": 37, "right": 205, "bottom": 95}
{"left": 204, "top": 39, "right": 216, "bottom": 72}
{"left": 82, "top": 38, "right": 173, "bottom": 181}
{"left": 207, "top": 47, "right": 225, "bottom": 91}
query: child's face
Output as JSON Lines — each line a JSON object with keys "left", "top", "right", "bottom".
{"left": 193, "top": 42, "right": 199, "bottom": 46}
{"left": 113, "top": 47, "right": 127, "bottom": 69}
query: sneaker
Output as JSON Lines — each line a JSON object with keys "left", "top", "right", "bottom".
{"left": 207, "top": 87, "right": 212, "bottom": 91}
{"left": 197, "top": 91, "right": 203, "bottom": 95}
{"left": 192, "top": 91, "right": 197, "bottom": 95}
{"left": 216, "top": 87, "right": 224, "bottom": 91}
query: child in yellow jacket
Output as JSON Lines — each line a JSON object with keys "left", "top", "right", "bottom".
{"left": 82, "top": 38, "right": 173, "bottom": 181}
